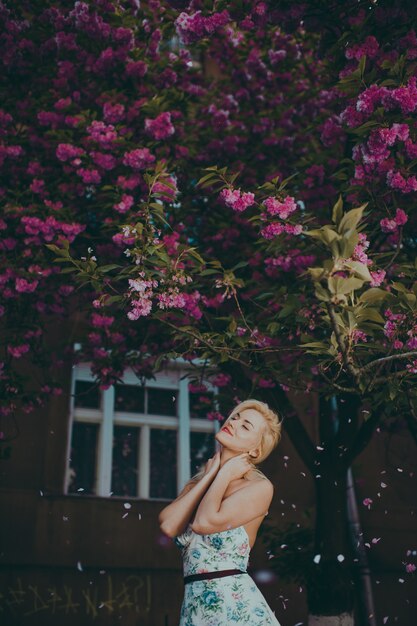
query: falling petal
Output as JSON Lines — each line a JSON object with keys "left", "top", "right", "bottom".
{"left": 337, "top": 554, "right": 345, "bottom": 562}
{"left": 124, "top": 502, "right": 132, "bottom": 509}
{"left": 313, "top": 554, "right": 321, "bottom": 564}
{"left": 77, "top": 561, "right": 83, "bottom": 571}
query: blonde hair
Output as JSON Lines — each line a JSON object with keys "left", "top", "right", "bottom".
{"left": 190, "top": 398, "right": 282, "bottom": 484}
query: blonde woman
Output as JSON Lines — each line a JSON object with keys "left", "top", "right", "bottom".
{"left": 159, "top": 399, "right": 283, "bottom": 625}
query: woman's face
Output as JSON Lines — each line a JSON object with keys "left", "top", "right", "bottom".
{"left": 215, "top": 408, "right": 265, "bottom": 455}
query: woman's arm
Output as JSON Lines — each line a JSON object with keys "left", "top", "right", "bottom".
{"left": 158, "top": 452, "right": 220, "bottom": 538}
{"left": 158, "top": 473, "right": 215, "bottom": 537}
{"left": 191, "top": 453, "right": 273, "bottom": 534}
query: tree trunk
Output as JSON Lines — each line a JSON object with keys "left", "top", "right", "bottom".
{"left": 307, "top": 464, "right": 355, "bottom": 623}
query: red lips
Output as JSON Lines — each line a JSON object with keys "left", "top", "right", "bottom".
{"left": 222, "top": 425, "right": 232, "bottom": 435}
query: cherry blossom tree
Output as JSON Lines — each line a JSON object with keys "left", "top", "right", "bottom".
{"left": 2, "top": 0, "right": 417, "bottom": 623}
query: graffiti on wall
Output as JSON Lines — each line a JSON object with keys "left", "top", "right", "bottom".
{"left": 0, "top": 573, "right": 151, "bottom": 620}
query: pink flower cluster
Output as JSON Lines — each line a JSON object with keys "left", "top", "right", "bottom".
{"left": 175, "top": 10, "right": 230, "bottom": 45}
{"left": 56, "top": 143, "right": 86, "bottom": 163}
{"left": 261, "top": 222, "right": 302, "bottom": 239}
{"left": 127, "top": 277, "right": 158, "bottom": 320}
{"left": 122, "top": 147, "right": 156, "bottom": 170}
{"left": 265, "top": 249, "right": 316, "bottom": 276}
{"left": 263, "top": 195, "right": 298, "bottom": 219}
{"left": 207, "top": 410, "right": 224, "bottom": 422}
{"left": 383, "top": 308, "right": 407, "bottom": 343}
{"left": 20, "top": 216, "right": 85, "bottom": 244}
{"left": 386, "top": 169, "right": 417, "bottom": 193}
{"left": 157, "top": 287, "right": 186, "bottom": 310}
{"left": 259, "top": 194, "right": 302, "bottom": 239}
{"left": 145, "top": 112, "right": 175, "bottom": 141}
{"left": 211, "top": 372, "right": 232, "bottom": 387}
{"left": 113, "top": 193, "right": 134, "bottom": 214}
{"left": 15, "top": 277, "right": 39, "bottom": 293}
{"left": 219, "top": 187, "right": 255, "bottom": 212}
{"left": 86, "top": 120, "right": 119, "bottom": 149}
{"left": 350, "top": 234, "right": 386, "bottom": 287}
{"left": 345, "top": 36, "right": 380, "bottom": 61}
{"left": 380, "top": 208, "right": 408, "bottom": 233}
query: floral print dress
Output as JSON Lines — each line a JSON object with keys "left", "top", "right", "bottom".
{"left": 173, "top": 523, "right": 281, "bottom": 625}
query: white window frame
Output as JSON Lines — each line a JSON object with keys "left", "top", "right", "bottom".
{"left": 64, "top": 357, "right": 220, "bottom": 499}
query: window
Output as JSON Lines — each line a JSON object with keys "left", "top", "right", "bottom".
{"left": 65, "top": 360, "right": 219, "bottom": 499}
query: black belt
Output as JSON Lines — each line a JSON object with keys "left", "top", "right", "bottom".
{"left": 184, "top": 568, "right": 247, "bottom": 584}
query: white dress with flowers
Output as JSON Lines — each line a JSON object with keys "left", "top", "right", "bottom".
{"left": 173, "top": 522, "right": 281, "bottom": 626}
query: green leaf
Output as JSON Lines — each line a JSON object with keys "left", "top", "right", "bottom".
{"left": 359, "top": 288, "right": 388, "bottom": 304}
{"left": 355, "top": 307, "right": 385, "bottom": 323}
{"left": 332, "top": 195, "right": 343, "bottom": 226}
{"left": 344, "top": 261, "right": 372, "bottom": 282}
{"left": 338, "top": 204, "right": 367, "bottom": 235}
{"left": 328, "top": 276, "right": 365, "bottom": 295}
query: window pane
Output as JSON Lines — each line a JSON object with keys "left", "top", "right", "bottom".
{"left": 150, "top": 429, "right": 177, "bottom": 498}
{"left": 148, "top": 388, "right": 177, "bottom": 416}
{"left": 189, "top": 390, "right": 215, "bottom": 418}
{"left": 74, "top": 380, "right": 101, "bottom": 409}
{"left": 190, "top": 432, "right": 215, "bottom": 476}
{"left": 111, "top": 426, "right": 139, "bottom": 497}
{"left": 114, "top": 384, "right": 145, "bottom": 413}
{"left": 68, "top": 422, "right": 98, "bottom": 494}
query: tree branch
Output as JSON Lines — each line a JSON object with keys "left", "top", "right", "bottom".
{"left": 343, "top": 405, "right": 385, "bottom": 467}
{"left": 361, "top": 351, "right": 417, "bottom": 373}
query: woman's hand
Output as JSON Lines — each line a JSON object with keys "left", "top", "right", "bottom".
{"left": 219, "top": 452, "right": 252, "bottom": 481}
{"left": 202, "top": 450, "right": 221, "bottom": 479}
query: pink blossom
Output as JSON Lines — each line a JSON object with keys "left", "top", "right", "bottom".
{"left": 86, "top": 120, "right": 118, "bottom": 149}
{"left": 211, "top": 372, "right": 232, "bottom": 387}
{"left": 114, "top": 193, "right": 134, "bottom": 214}
{"left": 7, "top": 344, "right": 30, "bottom": 358}
{"left": 380, "top": 208, "right": 408, "bottom": 233}
{"left": 363, "top": 497, "right": 373, "bottom": 509}
{"left": 145, "top": 111, "right": 175, "bottom": 141}
{"left": 91, "top": 313, "right": 114, "bottom": 328}
{"left": 207, "top": 410, "right": 224, "bottom": 421}
{"left": 122, "top": 147, "right": 156, "bottom": 170}
{"left": 77, "top": 168, "right": 101, "bottom": 184}
{"left": 188, "top": 382, "right": 208, "bottom": 393}
{"left": 15, "top": 278, "right": 39, "bottom": 293}
{"left": 387, "top": 170, "right": 417, "bottom": 193}
{"left": 175, "top": 9, "right": 230, "bottom": 45}
{"left": 257, "top": 377, "right": 276, "bottom": 388}
{"left": 345, "top": 36, "right": 379, "bottom": 61}
{"left": 91, "top": 151, "right": 117, "bottom": 170}
{"left": 103, "top": 102, "right": 125, "bottom": 124}
{"left": 125, "top": 60, "right": 148, "bottom": 78}
{"left": 263, "top": 195, "right": 298, "bottom": 219}
{"left": 219, "top": 187, "right": 255, "bottom": 212}
{"left": 405, "top": 563, "right": 416, "bottom": 573}
{"left": 370, "top": 269, "right": 386, "bottom": 287}
{"left": 56, "top": 143, "right": 86, "bottom": 163}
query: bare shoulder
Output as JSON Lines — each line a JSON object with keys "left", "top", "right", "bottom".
{"left": 244, "top": 471, "right": 274, "bottom": 497}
